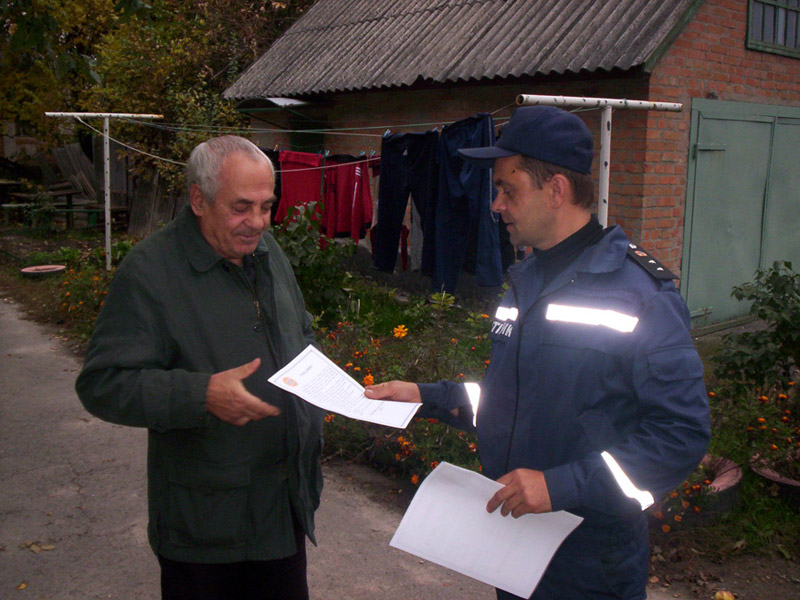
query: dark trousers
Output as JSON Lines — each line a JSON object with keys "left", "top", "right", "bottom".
{"left": 372, "top": 131, "right": 439, "bottom": 274}
{"left": 496, "top": 516, "right": 649, "bottom": 600}
{"left": 158, "top": 530, "right": 308, "bottom": 600}
{"left": 434, "top": 113, "right": 502, "bottom": 293}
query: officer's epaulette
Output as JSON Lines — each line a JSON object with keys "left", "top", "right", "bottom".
{"left": 626, "top": 243, "right": 678, "bottom": 280}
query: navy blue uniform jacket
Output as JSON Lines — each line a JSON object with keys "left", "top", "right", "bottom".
{"left": 419, "top": 225, "right": 710, "bottom": 597}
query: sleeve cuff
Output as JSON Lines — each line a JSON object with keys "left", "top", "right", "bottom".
{"left": 544, "top": 462, "right": 580, "bottom": 511}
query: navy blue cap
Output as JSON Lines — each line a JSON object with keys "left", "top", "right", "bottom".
{"left": 458, "top": 106, "right": 594, "bottom": 174}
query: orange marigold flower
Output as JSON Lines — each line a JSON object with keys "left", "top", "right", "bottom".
{"left": 693, "top": 506, "right": 701, "bottom": 513}
{"left": 393, "top": 324, "right": 408, "bottom": 338}
{"left": 362, "top": 374, "right": 374, "bottom": 386}
{"left": 480, "top": 313, "right": 489, "bottom": 319}
{"left": 324, "top": 413, "right": 335, "bottom": 423}
{"left": 652, "top": 510, "right": 664, "bottom": 520}
{"left": 456, "top": 373, "right": 465, "bottom": 379}
{"left": 395, "top": 453, "right": 401, "bottom": 461}
{"left": 411, "top": 474, "right": 419, "bottom": 485}
{"left": 708, "top": 391, "right": 716, "bottom": 397}
{"left": 778, "top": 394, "right": 788, "bottom": 400}
{"left": 468, "top": 443, "right": 477, "bottom": 452}
{"left": 661, "top": 524, "right": 671, "bottom": 533}
{"left": 674, "top": 515, "right": 683, "bottom": 522}
{"left": 770, "top": 444, "right": 779, "bottom": 451}
{"left": 430, "top": 461, "right": 439, "bottom": 469}
{"left": 757, "top": 417, "right": 766, "bottom": 423}
{"left": 450, "top": 338, "right": 457, "bottom": 344}
{"left": 353, "top": 366, "right": 361, "bottom": 371}
{"left": 670, "top": 491, "right": 679, "bottom": 498}
{"left": 345, "top": 362, "right": 353, "bottom": 369}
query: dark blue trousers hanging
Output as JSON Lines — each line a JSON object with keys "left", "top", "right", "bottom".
{"left": 433, "top": 113, "right": 502, "bottom": 293}
{"left": 372, "top": 131, "right": 439, "bottom": 274}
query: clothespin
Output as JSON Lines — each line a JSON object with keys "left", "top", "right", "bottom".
{"left": 383, "top": 129, "right": 391, "bottom": 138}
{"left": 370, "top": 150, "right": 376, "bottom": 158}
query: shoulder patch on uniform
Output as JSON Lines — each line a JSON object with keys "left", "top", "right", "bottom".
{"left": 626, "top": 243, "right": 678, "bottom": 280}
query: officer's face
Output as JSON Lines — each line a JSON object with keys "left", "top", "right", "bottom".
{"left": 191, "top": 152, "right": 275, "bottom": 266}
{"left": 491, "top": 155, "right": 557, "bottom": 250}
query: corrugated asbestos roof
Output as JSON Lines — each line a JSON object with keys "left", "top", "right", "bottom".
{"left": 224, "top": 0, "right": 701, "bottom": 100}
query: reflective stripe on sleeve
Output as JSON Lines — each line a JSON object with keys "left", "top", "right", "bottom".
{"left": 463, "top": 382, "right": 481, "bottom": 427}
{"left": 494, "top": 306, "right": 519, "bottom": 322}
{"left": 545, "top": 304, "right": 639, "bottom": 333}
{"left": 600, "top": 451, "right": 655, "bottom": 510}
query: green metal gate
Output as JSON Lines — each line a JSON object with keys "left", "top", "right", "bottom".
{"left": 682, "top": 99, "right": 800, "bottom": 326}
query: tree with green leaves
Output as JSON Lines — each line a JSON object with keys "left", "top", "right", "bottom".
{"left": 2, "top": 0, "right": 314, "bottom": 181}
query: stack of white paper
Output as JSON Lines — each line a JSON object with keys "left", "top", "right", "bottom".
{"left": 390, "top": 462, "right": 583, "bottom": 598}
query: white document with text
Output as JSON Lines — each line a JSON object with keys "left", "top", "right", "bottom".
{"left": 268, "top": 344, "right": 420, "bottom": 428}
{"left": 390, "top": 462, "right": 583, "bottom": 598}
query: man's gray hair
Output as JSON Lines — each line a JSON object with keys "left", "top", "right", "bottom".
{"left": 185, "top": 135, "right": 273, "bottom": 200}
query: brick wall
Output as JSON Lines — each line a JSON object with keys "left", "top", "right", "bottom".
{"left": 641, "top": 0, "right": 800, "bottom": 270}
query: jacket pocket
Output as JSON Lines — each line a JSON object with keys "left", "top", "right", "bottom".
{"left": 166, "top": 463, "right": 250, "bottom": 548}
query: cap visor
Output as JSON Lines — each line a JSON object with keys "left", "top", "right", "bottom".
{"left": 457, "top": 145, "right": 518, "bottom": 167}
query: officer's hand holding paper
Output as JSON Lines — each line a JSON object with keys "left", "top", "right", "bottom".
{"left": 268, "top": 345, "right": 420, "bottom": 428}
{"left": 390, "top": 462, "right": 583, "bottom": 598}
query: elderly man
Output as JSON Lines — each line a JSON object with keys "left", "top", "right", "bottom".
{"left": 76, "top": 136, "right": 323, "bottom": 600}
{"left": 366, "top": 106, "right": 710, "bottom": 600}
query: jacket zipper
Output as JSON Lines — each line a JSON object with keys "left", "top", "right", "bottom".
{"left": 502, "top": 271, "right": 577, "bottom": 474}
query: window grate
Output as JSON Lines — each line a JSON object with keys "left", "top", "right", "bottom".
{"left": 748, "top": 0, "right": 800, "bottom": 58}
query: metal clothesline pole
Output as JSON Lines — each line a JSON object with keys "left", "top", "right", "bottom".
{"left": 515, "top": 95, "right": 683, "bottom": 227}
{"left": 45, "top": 112, "right": 163, "bottom": 270}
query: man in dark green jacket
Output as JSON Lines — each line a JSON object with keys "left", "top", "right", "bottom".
{"left": 76, "top": 136, "right": 324, "bottom": 600}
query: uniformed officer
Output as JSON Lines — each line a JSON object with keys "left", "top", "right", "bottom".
{"left": 366, "top": 105, "right": 710, "bottom": 600}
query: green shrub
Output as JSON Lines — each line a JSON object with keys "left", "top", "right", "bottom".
{"left": 712, "top": 260, "right": 800, "bottom": 392}
{"left": 59, "top": 266, "right": 113, "bottom": 340}
{"left": 272, "top": 202, "right": 355, "bottom": 323}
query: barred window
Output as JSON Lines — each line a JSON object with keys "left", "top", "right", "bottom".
{"left": 748, "top": 0, "right": 800, "bottom": 58}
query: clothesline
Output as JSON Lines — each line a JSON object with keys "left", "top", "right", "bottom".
{"left": 75, "top": 116, "right": 375, "bottom": 172}
{"left": 69, "top": 101, "right": 595, "bottom": 168}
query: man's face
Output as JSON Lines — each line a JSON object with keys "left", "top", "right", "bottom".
{"left": 191, "top": 152, "right": 276, "bottom": 265}
{"left": 491, "top": 155, "right": 556, "bottom": 250}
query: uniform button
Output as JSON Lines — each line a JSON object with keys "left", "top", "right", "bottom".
{"left": 253, "top": 322, "right": 263, "bottom": 332}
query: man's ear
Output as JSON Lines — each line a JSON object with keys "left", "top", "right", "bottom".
{"left": 548, "top": 174, "right": 570, "bottom": 209}
{"left": 189, "top": 184, "right": 207, "bottom": 217}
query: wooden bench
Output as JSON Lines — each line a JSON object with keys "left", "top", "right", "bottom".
{"left": 50, "top": 206, "right": 131, "bottom": 230}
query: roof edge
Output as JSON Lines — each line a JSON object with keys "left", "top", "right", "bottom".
{"left": 643, "top": 0, "right": 707, "bottom": 72}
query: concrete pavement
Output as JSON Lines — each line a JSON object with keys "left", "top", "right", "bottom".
{"left": 0, "top": 292, "right": 675, "bottom": 599}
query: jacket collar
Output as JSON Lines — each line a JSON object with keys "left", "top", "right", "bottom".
{"left": 510, "top": 225, "right": 629, "bottom": 278}
{"left": 176, "top": 205, "right": 269, "bottom": 273}
{"left": 508, "top": 225, "right": 631, "bottom": 306}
